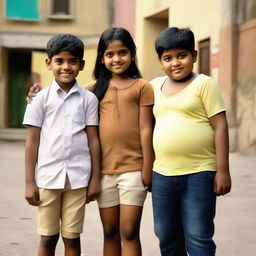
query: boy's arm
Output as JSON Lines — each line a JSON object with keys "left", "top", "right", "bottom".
{"left": 139, "top": 105, "right": 155, "bottom": 191}
{"left": 85, "top": 125, "right": 101, "bottom": 203}
{"left": 209, "top": 111, "right": 232, "bottom": 196}
{"left": 25, "top": 126, "right": 41, "bottom": 206}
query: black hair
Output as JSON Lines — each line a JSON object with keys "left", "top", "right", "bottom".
{"left": 155, "top": 27, "right": 195, "bottom": 58}
{"left": 46, "top": 34, "right": 84, "bottom": 60}
{"left": 93, "top": 27, "right": 141, "bottom": 101}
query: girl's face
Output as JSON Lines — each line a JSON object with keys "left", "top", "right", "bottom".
{"left": 102, "top": 40, "right": 132, "bottom": 76}
{"left": 159, "top": 48, "right": 197, "bottom": 81}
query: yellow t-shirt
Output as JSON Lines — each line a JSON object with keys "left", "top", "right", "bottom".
{"left": 151, "top": 74, "right": 226, "bottom": 176}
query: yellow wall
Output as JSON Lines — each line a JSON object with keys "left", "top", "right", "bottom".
{"left": 82, "top": 48, "right": 97, "bottom": 85}
{"left": 0, "top": 0, "right": 107, "bottom": 128}
{"left": 31, "top": 47, "right": 97, "bottom": 88}
{"left": 136, "top": 0, "right": 221, "bottom": 81}
{"left": 32, "top": 51, "right": 53, "bottom": 88}
{"left": 0, "top": 0, "right": 109, "bottom": 36}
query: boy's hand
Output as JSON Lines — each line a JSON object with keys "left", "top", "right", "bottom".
{"left": 25, "top": 182, "right": 40, "bottom": 206}
{"left": 141, "top": 170, "right": 152, "bottom": 192}
{"left": 26, "top": 83, "right": 41, "bottom": 103}
{"left": 86, "top": 178, "right": 101, "bottom": 204}
{"left": 214, "top": 171, "right": 232, "bottom": 196}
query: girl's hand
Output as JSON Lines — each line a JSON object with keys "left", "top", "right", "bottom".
{"left": 86, "top": 178, "right": 101, "bottom": 204}
{"left": 141, "top": 170, "right": 152, "bottom": 192}
{"left": 214, "top": 171, "right": 232, "bottom": 196}
{"left": 25, "top": 182, "right": 40, "bottom": 206}
{"left": 26, "top": 83, "right": 41, "bottom": 103}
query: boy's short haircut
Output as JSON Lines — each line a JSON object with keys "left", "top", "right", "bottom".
{"left": 155, "top": 27, "right": 195, "bottom": 58}
{"left": 46, "top": 34, "right": 84, "bottom": 60}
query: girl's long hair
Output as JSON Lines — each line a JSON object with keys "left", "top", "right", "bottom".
{"left": 93, "top": 27, "right": 141, "bottom": 101}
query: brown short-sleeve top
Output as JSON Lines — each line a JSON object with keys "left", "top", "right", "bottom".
{"left": 85, "top": 78, "right": 154, "bottom": 174}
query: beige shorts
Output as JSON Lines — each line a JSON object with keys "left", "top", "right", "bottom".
{"left": 37, "top": 184, "right": 87, "bottom": 239}
{"left": 97, "top": 171, "right": 147, "bottom": 208}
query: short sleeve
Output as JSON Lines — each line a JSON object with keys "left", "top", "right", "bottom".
{"left": 23, "top": 92, "right": 44, "bottom": 127}
{"left": 139, "top": 81, "right": 154, "bottom": 106}
{"left": 200, "top": 78, "right": 226, "bottom": 118}
{"left": 150, "top": 76, "right": 168, "bottom": 90}
{"left": 85, "top": 92, "right": 99, "bottom": 126}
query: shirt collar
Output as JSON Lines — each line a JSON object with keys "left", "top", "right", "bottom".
{"left": 51, "top": 79, "right": 81, "bottom": 96}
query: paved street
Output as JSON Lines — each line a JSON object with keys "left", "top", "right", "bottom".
{"left": 0, "top": 141, "right": 255, "bottom": 256}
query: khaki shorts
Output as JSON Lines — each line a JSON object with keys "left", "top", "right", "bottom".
{"left": 97, "top": 171, "right": 147, "bottom": 208}
{"left": 37, "top": 184, "right": 87, "bottom": 239}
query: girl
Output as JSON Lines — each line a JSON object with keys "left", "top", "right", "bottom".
{"left": 88, "top": 27, "right": 154, "bottom": 256}
{"left": 27, "top": 27, "right": 154, "bottom": 256}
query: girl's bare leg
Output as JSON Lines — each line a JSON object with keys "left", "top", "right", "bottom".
{"left": 120, "top": 205, "right": 143, "bottom": 256}
{"left": 99, "top": 206, "right": 121, "bottom": 256}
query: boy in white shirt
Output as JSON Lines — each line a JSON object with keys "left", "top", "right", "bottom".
{"left": 23, "top": 34, "right": 101, "bottom": 256}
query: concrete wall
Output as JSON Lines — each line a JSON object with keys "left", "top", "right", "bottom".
{"left": 218, "top": 0, "right": 256, "bottom": 155}
{"left": 218, "top": 0, "right": 239, "bottom": 152}
{"left": 114, "top": 0, "right": 136, "bottom": 37}
{"left": 236, "top": 19, "right": 256, "bottom": 154}
{"left": 136, "top": 0, "right": 221, "bottom": 81}
{"left": 0, "top": 0, "right": 108, "bottom": 36}
{"left": 136, "top": 0, "right": 256, "bottom": 155}
{"left": 0, "top": 0, "right": 110, "bottom": 129}
{"left": 0, "top": 0, "right": 110, "bottom": 78}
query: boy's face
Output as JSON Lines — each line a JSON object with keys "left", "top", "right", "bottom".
{"left": 159, "top": 48, "right": 197, "bottom": 81}
{"left": 46, "top": 51, "right": 85, "bottom": 91}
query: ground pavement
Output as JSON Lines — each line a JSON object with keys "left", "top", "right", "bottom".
{"left": 0, "top": 141, "right": 255, "bottom": 256}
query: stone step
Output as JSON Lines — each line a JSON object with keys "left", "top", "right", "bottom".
{"left": 0, "top": 128, "right": 27, "bottom": 141}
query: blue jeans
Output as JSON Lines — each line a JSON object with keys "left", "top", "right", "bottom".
{"left": 152, "top": 171, "right": 216, "bottom": 256}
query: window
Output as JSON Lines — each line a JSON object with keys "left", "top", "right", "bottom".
{"left": 52, "top": 0, "right": 69, "bottom": 15}
{"left": 199, "top": 39, "right": 210, "bottom": 76}
{"left": 48, "top": 0, "right": 74, "bottom": 19}
{"left": 5, "top": 0, "right": 40, "bottom": 21}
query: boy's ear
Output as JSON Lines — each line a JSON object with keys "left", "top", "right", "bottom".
{"left": 80, "top": 60, "right": 85, "bottom": 71}
{"left": 45, "top": 58, "right": 52, "bottom": 70}
{"left": 192, "top": 50, "right": 198, "bottom": 63}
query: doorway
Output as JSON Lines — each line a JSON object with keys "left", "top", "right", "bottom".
{"left": 8, "top": 50, "right": 31, "bottom": 128}
{"left": 142, "top": 9, "right": 169, "bottom": 80}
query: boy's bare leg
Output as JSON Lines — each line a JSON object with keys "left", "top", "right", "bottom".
{"left": 99, "top": 206, "right": 121, "bottom": 256}
{"left": 120, "top": 205, "right": 143, "bottom": 256}
{"left": 38, "top": 234, "right": 59, "bottom": 256}
{"left": 62, "top": 237, "right": 81, "bottom": 256}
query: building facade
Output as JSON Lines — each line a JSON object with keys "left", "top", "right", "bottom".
{"left": 113, "top": 0, "right": 136, "bottom": 37}
{"left": 135, "top": 0, "right": 256, "bottom": 155}
{"left": 1, "top": 0, "right": 256, "bottom": 155}
{"left": 0, "top": 0, "right": 111, "bottom": 137}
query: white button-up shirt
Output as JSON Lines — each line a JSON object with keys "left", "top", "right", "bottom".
{"left": 23, "top": 80, "right": 98, "bottom": 189}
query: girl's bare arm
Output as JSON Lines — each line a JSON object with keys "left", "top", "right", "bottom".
{"left": 139, "top": 105, "right": 155, "bottom": 190}
{"left": 26, "top": 83, "right": 41, "bottom": 103}
{"left": 85, "top": 125, "right": 101, "bottom": 203}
